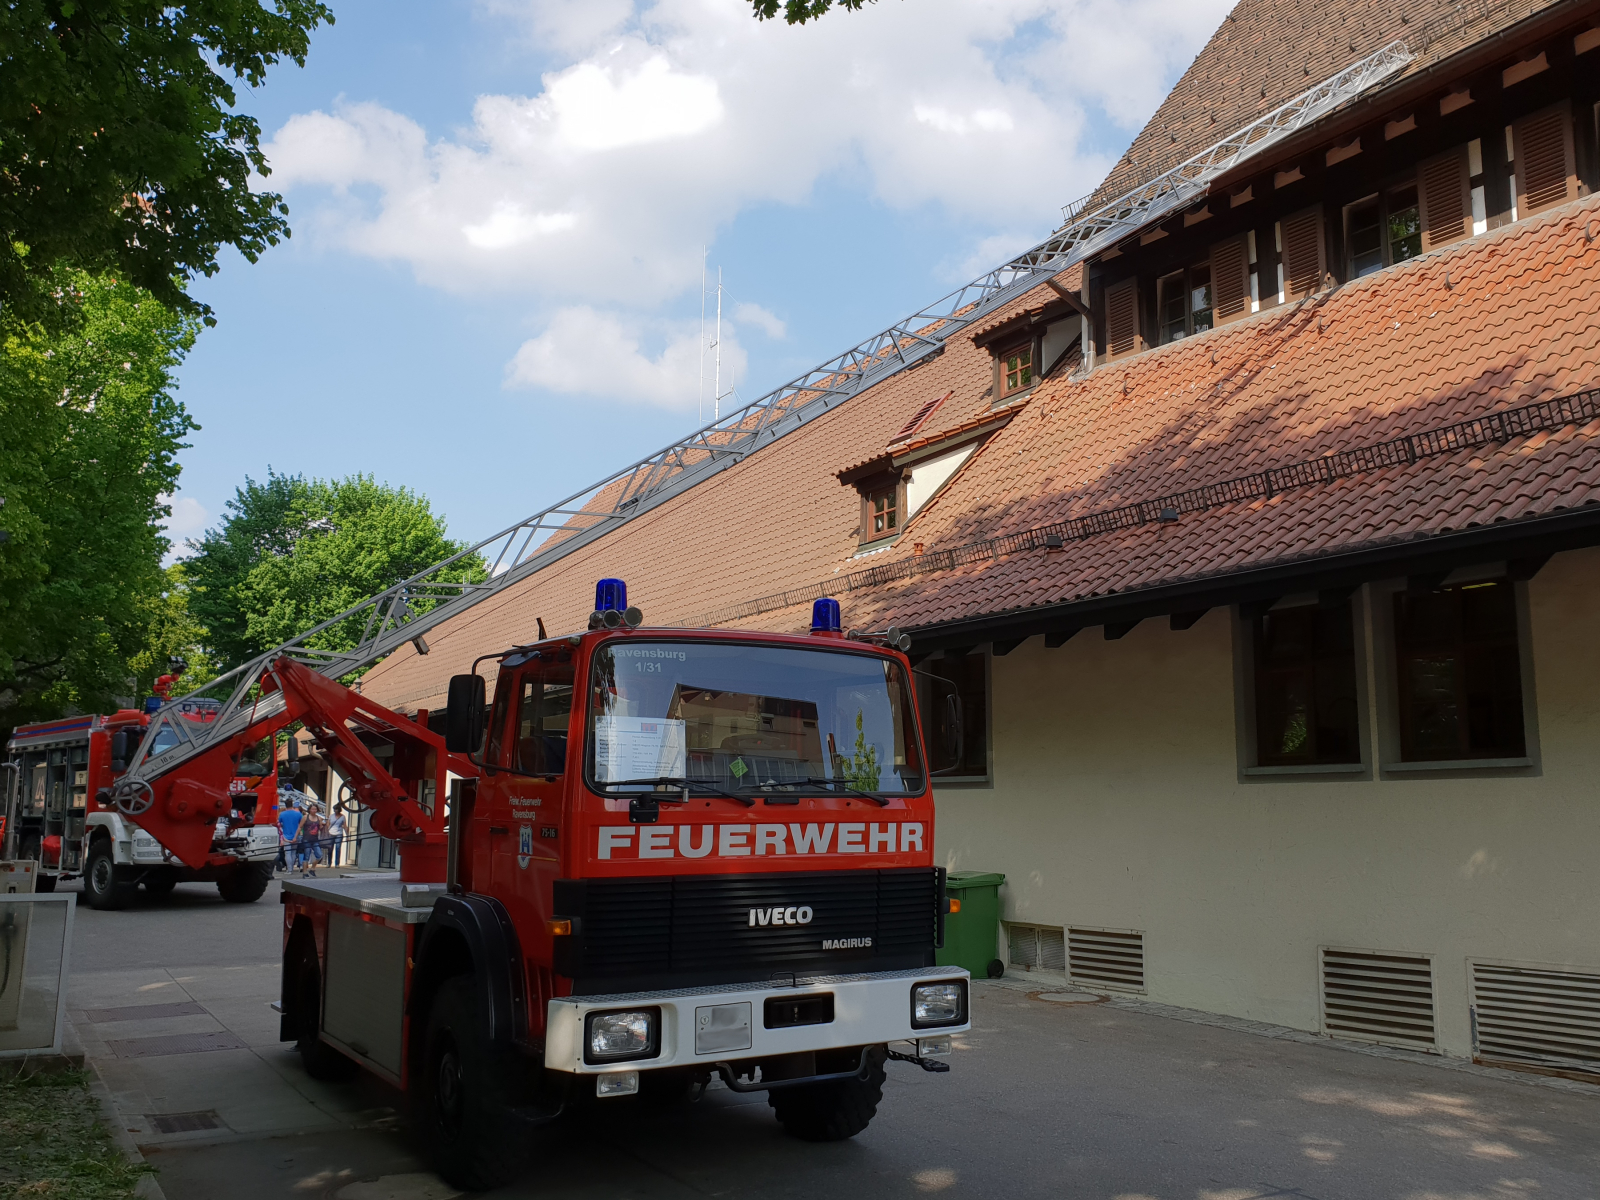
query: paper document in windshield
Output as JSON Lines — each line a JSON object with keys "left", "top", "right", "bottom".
{"left": 594, "top": 716, "right": 686, "bottom": 782}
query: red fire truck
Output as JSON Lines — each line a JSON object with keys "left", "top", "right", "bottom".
{"left": 2, "top": 699, "right": 281, "bottom": 907}
{"left": 107, "top": 581, "right": 968, "bottom": 1190}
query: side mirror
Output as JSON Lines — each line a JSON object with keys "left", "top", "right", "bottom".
{"left": 109, "top": 729, "right": 138, "bottom": 773}
{"left": 445, "top": 674, "right": 486, "bottom": 754}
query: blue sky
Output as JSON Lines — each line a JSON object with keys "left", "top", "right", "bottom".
{"left": 166, "top": 0, "right": 1233, "bottom": 555}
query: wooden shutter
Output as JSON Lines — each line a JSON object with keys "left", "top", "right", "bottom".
{"left": 1418, "top": 146, "right": 1472, "bottom": 250}
{"left": 1210, "top": 235, "right": 1251, "bottom": 325}
{"left": 1104, "top": 279, "right": 1141, "bottom": 359}
{"left": 1514, "top": 102, "right": 1577, "bottom": 216}
{"left": 1281, "top": 206, "right": 1325, "bottom": 300}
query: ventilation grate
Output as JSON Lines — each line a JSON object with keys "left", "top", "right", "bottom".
{"left": 1007, "top": 924, "right": 1066, "bottom": 974}
{"left": 1069, "top": 928, "right": 1145, "bottom": 993}
{"left": 1472, "top": 961, "right": 1600, "bottom": 1075}
{"left": 1321, "top": 948, "right": 1435, "bottom": 1050}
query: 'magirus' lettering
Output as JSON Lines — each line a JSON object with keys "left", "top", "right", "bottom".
{"left": 597, "top": 822, "right": 925, "bottom": 860}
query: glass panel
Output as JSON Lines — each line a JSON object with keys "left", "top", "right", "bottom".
{"left": 1349, "top": 199, "right": 1383, "bottom": 277}
{"left": 514, "top": 651, "right": 576, "bottom": 776}
{"left": 588, "top": 642, "right": 925, "bottom": 794}
{"left": 1252, "top": 603, "right": 1360, "bottom": 766}
{"left": 0, "top": 898, "right": 69, "bottom": 1055}
{"left": 1394, "top": 581, "right": 1524, "bottom": 760}
{"left": 1388, "top": 184, "right": 1421, "bottom": 264}
{"left": 1189, "top": 265, "right": 1213, "bottom": 333}
{"left": 1158, "top": 272, "right": 1187, "bottom": 344}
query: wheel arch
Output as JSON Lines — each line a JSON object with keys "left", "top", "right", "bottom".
{"left": 409, "top": 895, "right": 530, "bottom": 1065}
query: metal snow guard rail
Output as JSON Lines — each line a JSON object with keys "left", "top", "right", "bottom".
{"left": 121, "top": 39, "right": 1412, "bottom": 786}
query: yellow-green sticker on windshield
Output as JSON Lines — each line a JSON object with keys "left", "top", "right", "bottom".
{"left": 729, "top": 757, "right": 748, "bottom": 779}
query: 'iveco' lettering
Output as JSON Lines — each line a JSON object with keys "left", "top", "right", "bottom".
{"left": 596, "top": 822, "right": 924, "bottom": 860}
{"left": 822, "top": 937, "right": 872, "bottom": 949}
{"left": 748, "top": 905, "right": 814, "bottom": 927}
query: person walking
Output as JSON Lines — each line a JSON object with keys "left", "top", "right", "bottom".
{"left": 276, "top": 798, "right": 303, "bottom": 875}
{"left": 327, "top": 804, "right": 347, "bottom": 867}
{"left": 298, "top": 804, "right": 323, "bottom": 877}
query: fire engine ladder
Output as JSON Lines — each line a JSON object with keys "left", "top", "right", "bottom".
{"left": 118, "top": 39, "right": 1410, "bottom": 795}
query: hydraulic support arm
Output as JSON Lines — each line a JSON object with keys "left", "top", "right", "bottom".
{"left": 113, "top": 658, "right": 476, "bottom": 872}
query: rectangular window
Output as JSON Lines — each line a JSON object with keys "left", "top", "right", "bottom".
{"left": 914, "top": 651, "right": 989, "bottom": 781}
{"left": 1349, "top": 197, "right": 1383, "bottom": 277}
{"left": 1157, "top": 266, "right": 1213, "bottom": 345}
{"left": 870, "top": 488, "right": 898, "bottom": 537}
{"left": 515, "top": 655, "right": 576, "bottom": 775}
{"left": 1387, "top": 184, "right": 1421, "bottom": 265}
{"left": 1001, "top": 342, "right": 1034, "bottom": 396}
{"left": 1394, "top": 581, "right": 1525, "bottom": 761}
{"left": 1347, "top": 185, "right": 1421, "bottom": 279}
{"left": 1252, "top": 601, "right": 1361, "bottom": 766}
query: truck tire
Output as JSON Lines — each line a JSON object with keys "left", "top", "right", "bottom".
{"left": 83, "top": 840, "right": 133, "bottom": 911}
{"left": 417, "top": 975, "right": 531, "bottom": 1192}
{"left": 768, "top": 1046, "right": 887, "bottom": 1142}
{"left": 287, "top": 935, "right": 360, "bottom": 1082}
{"left": 144, "top": 871, "right": 178, "bottom": 899}
{"left": 217, "top": 863, "right": 271, "bottom": 903}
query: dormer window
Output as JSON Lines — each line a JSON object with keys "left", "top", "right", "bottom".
{"left": 1000, "top": 342, "right": 1035, "bottom": 396}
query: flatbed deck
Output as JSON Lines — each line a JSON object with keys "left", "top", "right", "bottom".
{"left": 280, "top": 872, "right": 435, "bottom": 924}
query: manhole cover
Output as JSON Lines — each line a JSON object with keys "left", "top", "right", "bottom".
{"left": 1036, "top": 990, "right": 1105, "bottom": 1004}
{"left": 147, "top": 1110, "right": 222, "bottom": 1134}
{"left": 107, "top": 1031, "right": 245, "bottom": 1058}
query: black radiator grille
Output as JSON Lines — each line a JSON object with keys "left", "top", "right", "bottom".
{"left": 556, "top": 868, "right": 939, "bottom": 991}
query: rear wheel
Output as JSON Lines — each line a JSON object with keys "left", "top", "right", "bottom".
{"left": 417, "top": 975, "right": 531, "bottom": 1192}
{"left": 768, "top": 1046, "right": 886, "bottom": 1141}
{"left": 83, "top": 840, "right": 132, "bottom": 910}
{"left": 287, "top": 934, "right": 359, "bottom": 1082}
{"left": 217, "top": 863, "right": 271, "bottom": 903}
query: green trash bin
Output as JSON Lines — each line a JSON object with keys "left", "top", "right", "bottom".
{"left": 936, "top": 871, "right": 1005, "bottom": 978}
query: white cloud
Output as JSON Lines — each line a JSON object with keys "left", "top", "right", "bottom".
{"left": 264, "top": 0, "right": 1233, "bottom": 398}
{"left": 159, "top": 494, "right": 209, "bottom": 564}
{"left": 505, "top": 305, "right": 746, "bottom": 411}
{"left": 733, "top": 301, "right": 785, "bottom": 339}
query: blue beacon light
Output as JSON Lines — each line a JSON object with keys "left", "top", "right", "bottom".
{"left": 595, "top": 578, "right": 627, "bottom": 612}
{"left": 811, "top": 597, "right": 842, "bottom": 633}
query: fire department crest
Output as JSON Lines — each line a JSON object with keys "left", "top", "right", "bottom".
{"left": 518, "top": 824, "right": 533, "bottom": 870}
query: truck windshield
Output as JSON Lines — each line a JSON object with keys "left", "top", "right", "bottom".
{"left": 588, "top": 641, "right": 924, "bottom": 795}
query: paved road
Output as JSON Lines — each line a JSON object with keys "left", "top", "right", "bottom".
{"left": 64, "top": 876, "right": 1600, "bottom": 1200}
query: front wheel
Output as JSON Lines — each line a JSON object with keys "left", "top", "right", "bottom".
{"left": 82, "top": 840, "right": 132, "bottom": 910}
{"left": 417, "top": 976, "right": 531, "bottom": 1192}
{"left": 768, "top": 1046, "right": 887, "bottom": 1141}
{"left": 217, "top": 863, "right": 271, "bottom": 903}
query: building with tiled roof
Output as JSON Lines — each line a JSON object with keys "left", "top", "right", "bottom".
{"left": 356, "top": 0, "right": 1600, "bottom": 1069}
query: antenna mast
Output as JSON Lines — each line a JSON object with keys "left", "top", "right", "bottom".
{"left": 713, "top": 267, "right": 723, "bottom": 422}
{"left": 698, "top": 248, "right": 707, "bottom": 424}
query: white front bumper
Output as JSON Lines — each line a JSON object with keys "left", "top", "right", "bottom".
{"left": 545, "top": 966, "right": 970, "bottom": 1075}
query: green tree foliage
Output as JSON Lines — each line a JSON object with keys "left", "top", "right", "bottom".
{"left": 128, "top": 562, "right": 216, "bottom": 697}
{"left": 0, "top": 272, "right": 198, "bottom": 737}
{"left": 184, "top": 471, "right": 485, "bottom": 674}
{"left": 750, "top": 0, "right": 875, "bottom": 24}
{"left": 0, "top": 0, "right": 334, "bottom": 326}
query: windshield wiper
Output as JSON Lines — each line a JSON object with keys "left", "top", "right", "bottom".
{"left": 793, "top": 776, "right": 892, "bottom": 807}
{"left": 601, "top": 777, "right": 754, "bottom": 807}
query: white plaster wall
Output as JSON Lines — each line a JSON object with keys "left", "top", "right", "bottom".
{"left": 932, "top": 546, "right": 1600, "bottom": 1058}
